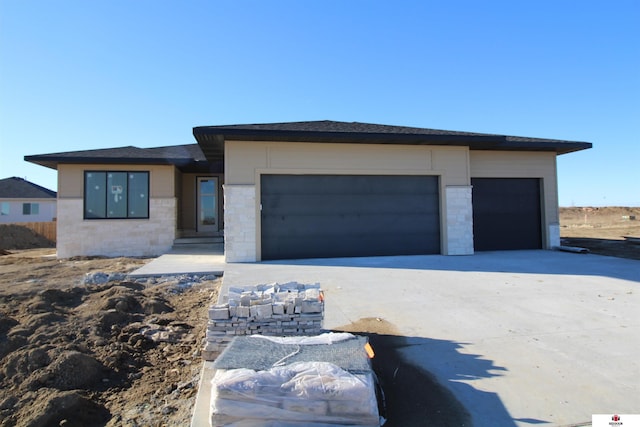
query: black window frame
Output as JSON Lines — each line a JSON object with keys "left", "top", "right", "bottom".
{"left": 83, "top": 171, "right": 150, "bottom": 220}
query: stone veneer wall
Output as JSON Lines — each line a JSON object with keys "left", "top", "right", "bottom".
{"left": 445, "top": 186, "right": 474, "bottom": 255}
{"left": 56, "top": 198, "right": 176, "bottom": 258}
{"left": 223, "top": 185, "right": 257, "bottom": 262}
{"left": 548, "top": 223, "right": 560, "bottom": 249}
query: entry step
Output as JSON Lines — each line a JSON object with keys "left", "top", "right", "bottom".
{"left": 173, "top": 237, "right": 224, "bottom": 245}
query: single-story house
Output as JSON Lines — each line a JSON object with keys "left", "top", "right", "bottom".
{"left": 0, "top": 177, "right": 57, "bottom": 223}
{"left": 25, "top": 120, "right": 591, "bottom": 261}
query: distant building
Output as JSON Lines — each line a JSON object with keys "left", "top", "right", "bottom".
{"left": 0, "top": 177, "right": 57, "bottom": 223}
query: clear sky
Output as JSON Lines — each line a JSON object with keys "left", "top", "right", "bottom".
{"left": 1, "top": 1, "right": 638, "bottom": 206}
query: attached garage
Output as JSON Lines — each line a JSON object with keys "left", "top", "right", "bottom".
{"left": 472, "top": 178, "right": 542, "bottom": 251}
{"left": 260, "top": 174, "right": 441, "bottom": 260}
{"left": 190, "top": 120, "right": 592, "bottom": 262}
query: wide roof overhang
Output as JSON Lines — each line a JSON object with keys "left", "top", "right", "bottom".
{"left": 192, "top": 121, "right": 592, "bottom": 162}
{"left": 24, "top": 122, "right": 592, "bottom": 171}
{"left": 24, "top": 144, "right": 222, "bottom": 173}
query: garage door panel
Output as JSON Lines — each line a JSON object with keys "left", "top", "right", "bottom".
{"left": 262, "top": 175, "right": 434, "bottom": 195}
{"left": 261, "top": 175, "right": 441, "bottom": 260}
{"left": 262, "top": 230, "right": 441, "bottom": 260}
{"left": 472, "top": 178, "right": 542, "bottom": 251}
{"left": 261, "top": 212, "right": 441, "bottom": 237}
{"left": 263, "top": 194, "right": 440, "bottom": 216}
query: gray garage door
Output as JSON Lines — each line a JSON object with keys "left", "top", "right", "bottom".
{"left": 260, "top": 175, "right": 440, "bottom": 260}
{"left": 471, "top": 178, "right": 542, "bottom": 251}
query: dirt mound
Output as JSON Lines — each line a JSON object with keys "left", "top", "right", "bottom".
{"left": 12, "top": 390, "right": 111, "bottom": 427}
{"left": 0, "top": 224, "right": 54, "bottom": 250}
{"left": 38, "top": 351, "right": 106, "bottom": 390}
{"left": 0, "top": 252, "right": 220, "bottom": 427}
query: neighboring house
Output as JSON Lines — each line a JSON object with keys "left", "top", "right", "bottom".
{"left": 0, "top": 177, "right": 57, "bottom": 223}
{"left": 25, "top": 120, "right": 591, "bottom": 261}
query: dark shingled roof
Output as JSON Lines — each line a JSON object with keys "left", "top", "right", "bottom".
{"left": 193, "top": 120, "right": 592, "bottom": 161}
{"left": 25, "top": 121, "right": 592, "bottom": 171}
{"left": 24, "top": 144, "right": 211, "bottom": 171}
{"left": 0, "top": 177, "right": 56, "bottom": 199}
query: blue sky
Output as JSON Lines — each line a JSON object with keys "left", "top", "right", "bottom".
{"left": 1, "top": 1, "right": 638, "bottom": 206}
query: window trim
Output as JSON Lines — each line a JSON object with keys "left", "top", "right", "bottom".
{"left": 83, "top": 171, "right": 150, "bottom": 220}
{"left": 22, "top": 202, "right": 39, "bottom": 215}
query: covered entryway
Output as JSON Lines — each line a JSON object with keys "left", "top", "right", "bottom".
{"left": 471, "top": 178, "right": 542, "bottom": 251}
{"left": 260, "top": 174, "right": 441, "bottom": 260}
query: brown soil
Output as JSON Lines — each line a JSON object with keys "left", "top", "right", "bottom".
{"left": 560, "top": 206, "right": 640, "bottom": 260}
{"left": 0, "top": 225, "right": 55, "bottom": 250}
{"left": 0, "top": 250, "right": 220, "bottom": 427}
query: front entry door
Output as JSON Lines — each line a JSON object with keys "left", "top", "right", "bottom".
{"left": 197, "top": 177, "right": 218, "bottom": 233}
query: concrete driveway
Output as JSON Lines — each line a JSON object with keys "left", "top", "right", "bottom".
{"left": 223, "top": 250, "right": 639, "bottom": 426}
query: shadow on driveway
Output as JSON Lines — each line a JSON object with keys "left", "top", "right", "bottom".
{"left": 334, "top": 318, "right": 553, "bottom": 427}
{"left": 263, "top": 250, "right": 640, "bottom": 283}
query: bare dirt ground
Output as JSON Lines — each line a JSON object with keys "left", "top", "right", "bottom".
{"left": 0, "top": 248, "right": 220, "bottom": 427}
{"left": 0, "top": 207, "right": 637, "bottom": 427}
{"left": 560, "top": 206, "right": 640, "bottom": 260}
{"left": 0, "top": 225, "right": 54, "bottom": 251}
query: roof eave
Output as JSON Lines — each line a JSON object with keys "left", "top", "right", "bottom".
{"left": 554, "top": 142, "right": 593, "bottom": 155}
{"left": 192, "top": 127, "right": 593, "bottom": 158}
{"left": 24, "top": 156, "right": 201, "bottom": 169}
{"left": 469, "top": 140, "right": 593, "bottom": 155}
{"left": 24, "top": 157, "right": 59, "bottom": 170}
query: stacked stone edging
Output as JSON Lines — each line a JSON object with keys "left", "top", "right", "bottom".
{"left": 203, "top": 282, "right": 324, "bottom": 360}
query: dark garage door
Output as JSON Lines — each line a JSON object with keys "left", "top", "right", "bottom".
{"left": 261, "top": 175, "right": 440, "bottom": 260}
{"left": 472, "top": 178, "right": 542, "bottom": 251}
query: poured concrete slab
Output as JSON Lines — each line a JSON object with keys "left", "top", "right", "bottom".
{"left": 196, "top": 250, "right": 639, "bottom": 427}
{"left": 129, "top": 243, "right": 225, "bottom": 277}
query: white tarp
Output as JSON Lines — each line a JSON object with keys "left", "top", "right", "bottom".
{"left": 211, "top": 361, "right": 380, "bottom": 426}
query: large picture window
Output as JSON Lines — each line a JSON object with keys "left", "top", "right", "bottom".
{"left": 84, "top": 171, "right": 149, "bottom": 219}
